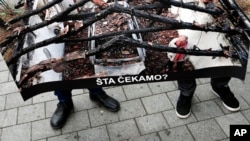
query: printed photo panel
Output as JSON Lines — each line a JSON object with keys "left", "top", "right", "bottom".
{"left": 0, "top": 0, "right": 249, "bottom": 100}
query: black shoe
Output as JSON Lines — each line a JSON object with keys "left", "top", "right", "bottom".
{"left": 176, "top": 95, "right": 192, "bottom": 119}
{"left": 50, "top": 102, "right": 73, "bottom": 129}
{"left": 212, "top": 85, "right": 240, "bottom": 112}
{"left": 90, "top": 91, "right": 120, "bottom": 112}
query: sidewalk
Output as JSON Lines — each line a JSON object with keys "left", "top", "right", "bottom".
{"left": 1, "top": 53, "right": 250, "bottom": 141}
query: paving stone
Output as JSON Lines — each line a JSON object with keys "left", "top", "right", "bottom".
{"left": 0, "top": 108, "right": 17, "bottom": 128}
{"left": 195, "top": 83, "right": 217, "bottom": 101}
{"left": 78, "top": 126, "right": 109, "bottom": 141}
{"left": 48, "top": 132, "right": 79, "bottom": 141}
{"left": 32, "top": 119, "right": 61, "bottom": 141}
{"left": 163, "top": 109, "right": 197, "bottom": 128}
{"left": 0, "top": 71, "right": 8, "bottom": 83}
{"left": 136, "top": 113, "right": 169, "bottom": 135}
{"left": 192, "top": 100, "right": 224, "bottom": 120}
{"left": 62, "top": 111, "right": 90, "bottom": 134}
{"left": 219, "top": 138, "right": 229, "bottom": 141}
{"left": 1, "top": 123, "right": 31, "bottom": 141}
{"left": 123, "top": 84, "right": 152, "bottom": 100}
{"left": 167, "top": 90, "right": 199, "bottom": 107}
{"left": 0, "top": 95, "right": 5, "bottom": 110}
{"left": 82, "top": 88, "right": 89, "bottom": 93}
{"left": 5, "top": 92, "right": 32, "bottom": 109}
{"left": 142, "top": 94, "right": 173, "bottom": 114}
{"left": 32, "top": 91, "right": 57, "bottom": 104}
{"left": 107, "top": 119, "right": 140, "bottom": 141}
{"left": 104, "top": 87, "right": 127, "bottom": 102}
{"left": 230, "top": 77, "right": 250, "bottom": 105}
{"left": 72, "top": 94, "right": 97, "bottom": 112}
{"left": 230, "top": 78, "right": 246, "bottom": 97}
{"left": 72, "top": 89, "right": 84, "bottom": 95}
{"left": 159, "top": 126, "right": 194, "bottom": 141}
{"left": 197, "top": 78, "right": 210, "bottom": 84}
{"left": 18, "top": 103, "right": 45, "bottom": 124}
{"left": 129, "top": 133, "right": 161, "bottom": 141}
{"left": 0, "top": 81, "right": 19, "bottom": 95}
{"left": 36, "top": 139, "right": 47, "bottom": 141}
{"left": 0, "top": 54, "right": 3, "bottom": 61}
{"left": 118, "top": 99, "right": 146, "bottom": 121}
{"left": 187, "top": 119, "right": 226, "bottom": 141}
{"left": 147, "top": 81, "right": 176, "bottom": 94}
{"left": 45, "top": 100, "right": 58, "bottom": 118}
{"left": 0, "top": 61, "right": 8, "bottom": 71}
{"left": 215, "top": 112, "right": 249, "bottom": 137}
{"left": 242, "top": 109, "right": 250, "bottom": 122}
{"left": 88, "top": 107, "right": 119, "bottom": 127}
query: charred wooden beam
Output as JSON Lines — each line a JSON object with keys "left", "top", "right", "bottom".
{"left": 7, "top": 0, "right": 63, "bottom": 24}
{"left": 3, "top": 0, "right": 248, "bottom": 67}
{"left": 219, "top": 0, "right": 250, "bottom": 32}
{"left": 219, "top": 0, "right": 250, "bottom": 66}
{"left": 1, "top": 1, "right": 242, "bottom": 48}
{"left": 111, "top": 5, "right": 240, "bottom": 34}
{"left": 0, "top": 0, "right": 90, "bottom": 47}
{"left": 60, "top": 2, "right": 223, "bottom": 22}
{"left": 6, "top": 7, "right": 113, "bottom": 65}
{"left": 88, "top": 36, "right": 229, "bottom": 57}
{"left": 160, "top": 0, "right": 224, "bottom": 15}
{"left": 60, "top": 26, "right": 173, "bottom": 42}
{"left": 227, "top": 35, "right": 248, "bottom": 66}
{"left": 60, "top": 3, "right": 168, "bottom": 21}
{"left": 17, "top": 34, "right": 233, "bottom": 87}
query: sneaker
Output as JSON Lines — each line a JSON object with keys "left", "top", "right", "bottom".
{"left": 175, "top": 95, "right": 192, "bottom": 118}
{"left": 212, "top": 85, "right": 240, "bottom": 112}
{"left": 50, "top": 102, "right": 73, "bottom": 129}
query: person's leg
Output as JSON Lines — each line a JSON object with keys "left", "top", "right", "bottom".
{"left": 54, "top": 90, "right": 73, "bottom": 104}
{"left": 50, "top": 90, "right": 73, "bottom": 129}
{"left": 176, "top": 79, "right": 196, "bottom": 118}
{"left": 211, "top": 77, "right": 240, "bottom": 111}
{"left": 88, "top": 88, "right": 120, "bottom": 112}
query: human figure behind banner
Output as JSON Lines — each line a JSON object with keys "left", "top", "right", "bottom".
{"left": 167, "top": 35, "right": 195, "bottom": 72}
{"left": 169, "top": 35, "right": 241, "bottom": 119}
{"left": 50, "top": 0, "right": 120, "bottom": 130}
{"left": 170, "top": 0, "right": 241, "bottom": 119}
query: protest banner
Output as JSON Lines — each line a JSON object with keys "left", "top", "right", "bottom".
{"left": 0, "top": 0, "right": 249, "bottom": 100}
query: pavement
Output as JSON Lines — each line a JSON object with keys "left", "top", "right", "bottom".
{"left": 1, "top": 53, "right": 250, "bottom": 141}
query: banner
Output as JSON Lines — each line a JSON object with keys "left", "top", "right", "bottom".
{"left": 0, "top": 0, "right": 249, "bottom": 100}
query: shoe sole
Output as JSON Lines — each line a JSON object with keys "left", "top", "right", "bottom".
{"left": 211, "top": 90, "right": 240, "bottom": 112}
{"left": 175, "top": 109, "right": 191, "bottom": 119}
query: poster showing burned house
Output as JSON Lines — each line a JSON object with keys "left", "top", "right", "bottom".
{"left": 0, "top": 0, "right": 249, "bottom": 100}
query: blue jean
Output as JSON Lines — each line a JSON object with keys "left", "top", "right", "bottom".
{"left": 178, "top": 77, "right": 231, "bottom": 97}
{"left": 54, "top": 88, "right": 104, "bottom": 103}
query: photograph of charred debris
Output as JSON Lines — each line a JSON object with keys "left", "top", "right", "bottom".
{"left": 0, "top": 0, "right": 250, "bottom": 95}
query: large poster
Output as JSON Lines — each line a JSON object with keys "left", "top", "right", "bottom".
{"left": 0, "top": 0, "right": 249, "bottom": 100}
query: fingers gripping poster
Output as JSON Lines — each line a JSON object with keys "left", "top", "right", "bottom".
{"left": 0, "top": 0, "right": 249, "bottom": 100}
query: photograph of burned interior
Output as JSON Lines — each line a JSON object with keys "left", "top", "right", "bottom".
{"left": 0, "top": 0, "right": 249, "bottom": 98}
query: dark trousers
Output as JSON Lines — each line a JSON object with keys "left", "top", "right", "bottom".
{"left": 178, "top": 77, "right": 231, "bottom": 97}
{"left": 54, "top": 88, "right": 104, "bottom": 103}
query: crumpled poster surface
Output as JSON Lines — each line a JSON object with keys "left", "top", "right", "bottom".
{"left": 0, "top": 0, "right": 249, "bottom": 100}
